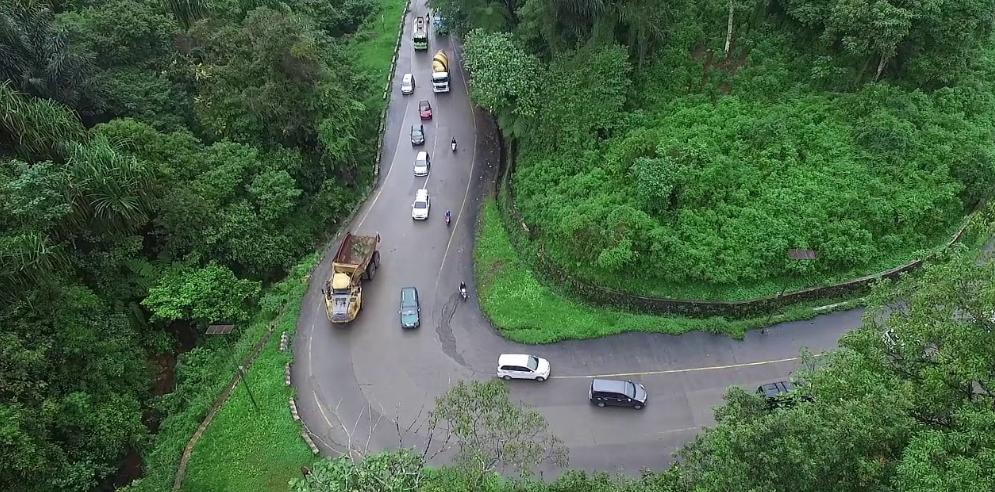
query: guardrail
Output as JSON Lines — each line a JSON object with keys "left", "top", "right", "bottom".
{"left": 494, "top": 129, "right": 978, "bottom": 318}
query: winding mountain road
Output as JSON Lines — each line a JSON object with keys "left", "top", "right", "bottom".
{"left": 292, "top": 6, "right": 862, "bottom": 474}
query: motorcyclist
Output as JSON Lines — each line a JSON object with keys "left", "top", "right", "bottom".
{"left": 459, "top": 281, "right": 467, "bottom": 299}
{"left": 445, "top": 210, "right": 452, "bottom": 225}
{"left": 451, "top": 137, "right": 457, "bottom": 151}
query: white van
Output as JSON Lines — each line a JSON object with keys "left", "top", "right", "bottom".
{"left": 411, "top": 189, "right": 430, "bottom": 220}
{"left": 401, "top": 74, "right": 415, "bottom": 95}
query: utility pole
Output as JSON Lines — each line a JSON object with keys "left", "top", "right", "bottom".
{"left": 238, "top": 365, "right": 260, "bottom": 413}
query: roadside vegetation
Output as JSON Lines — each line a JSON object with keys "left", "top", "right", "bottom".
{"left": 298, "top": 209, "right": 995, "bottom": 491}
{"left": 450, "top": 0, "right": 995, "bottom": 301}
{"left": 475, "top": 199, "right": 853, "bottom": 343}
{"left": 0, "top": 0, "right": 395, "bottom": 489}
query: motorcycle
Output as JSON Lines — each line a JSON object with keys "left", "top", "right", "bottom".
{"left": 451, "top": 139, "right": 457, "bottom": 152}
{"left": 459, "top": 284, "right": 468, "bottom": 301}
{"left": 444, "top": 211, "right": 452, "bottom": 227}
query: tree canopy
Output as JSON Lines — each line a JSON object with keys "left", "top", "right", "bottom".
{"left": 0, "top": 0, "right": 381, "bottom": 488}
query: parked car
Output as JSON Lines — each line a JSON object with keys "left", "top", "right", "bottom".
{"left": 418, "top": 99, "right": 432, "bottom": 119}
{"left": 496, "top": 354, "right": 550, "bottom": 382}
{"left": 414, "top": 151, "right": 430, "bottom": 176}
{"left": 399, "top": 287, "right": 420, "bottom": 329}
{"left": 410, "top": 124, "right": 425, "bottom": 145}
{"left": 411, "top": 188, "right": 430, "bottom": 220}
{"left": 401, "top": 73, "right": 415, "bottom": 95}
{"left": 589, "top": 378, "right": 647, "bottom": 409}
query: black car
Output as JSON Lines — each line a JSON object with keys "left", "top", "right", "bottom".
{"left": 589, "top": 378, "right": 647, "bottom": 409}
{"left": 410, "top": 124, "right": 425, "bottom": 145}
{"left": 399, "top": 287, "right": 420, "bottom": 329}
{"left": 757, "top": 380, "right": 810, "bottom": 407}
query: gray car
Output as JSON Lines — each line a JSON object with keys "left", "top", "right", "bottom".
{"left": 399, "top": 287, "right": 420, "bottom": 329}
{"left": 410, "top": 124, "right": 425, "bottom": 145}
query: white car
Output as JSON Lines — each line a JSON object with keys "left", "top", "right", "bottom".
{"left": 497, "top": 354, "right": 550, "bottom": 382}
{"left": 414, "top": 151, "right": 430, "bottom": 176}
{"left": 412, "top": 188, "right": 430, "bottom": 220}
{"left": 401, "top": 73, "right": 415, "bottom": 95}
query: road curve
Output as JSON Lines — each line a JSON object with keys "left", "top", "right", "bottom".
{"left": 292, "top": 6, "right": 863, "bottom": 474}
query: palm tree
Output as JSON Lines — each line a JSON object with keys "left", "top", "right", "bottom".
{"left": 65, "top": 137, "right": 155, "bottom": 234}
{"left": 0, "top": 3, "right": 100, "bottom": 112}
{"left": 0, "top": 81, "right": 86, "bottom": 160}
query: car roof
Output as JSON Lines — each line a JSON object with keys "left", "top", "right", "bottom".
{"left": 416, "top": 151, "right": 428, "bottom": 159}
{"left": 591, "top": 378, "right": 630, "bottom": 393}
{"left": 419, "top": 99, "right": 430, "bottom": 105}
{"left": 757, "top": 381, "right": 795, "bottom": 398}
{"left": 415, "top": 188, "right": 429, "bottom": 199}
{"left": 403, "top": 73, "right": 413, "bottom": 81}
{"left": 498, "top": 354, "right": 533, "bottom": 366}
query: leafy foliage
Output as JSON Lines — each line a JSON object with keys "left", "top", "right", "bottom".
{"left": 432, "top": 380, "right": 568, "bottom": 484}
{"left": 0, "top": 0, "right": 382, "bottom": 488}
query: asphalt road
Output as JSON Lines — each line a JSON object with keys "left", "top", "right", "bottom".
{"left": 292, "top": 6, "right": 864, "bottom": 474}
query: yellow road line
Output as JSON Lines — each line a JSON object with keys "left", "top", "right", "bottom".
{"left": 551, "top": 354, "right": 823, "bottom": 379}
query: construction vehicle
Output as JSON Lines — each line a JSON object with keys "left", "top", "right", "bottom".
{"left": 324, "top": 232, "right": 381, "bottom": 323}
{"left": 431, "top": 50, "right": 450, "bottom": 93}
{"left": 413, "top": 16, "right": 428, "bottom": 50}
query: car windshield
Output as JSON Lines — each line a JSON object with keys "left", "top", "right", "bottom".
{"left": 527, "top": 356, "right": 539, "bottom": 371}
{"left": 414, "top": 202, "right": 427, "bottom": 209}
{"left": 401, "top": 291, "right": 416, "bottom": 307}
{"left": 416, "top": 158, "right": 427, "bottom": 167}
{"left": 625, "top": 381, "right": 637, "bottom": 398}
{"left": 420, "top": 102, "right": 429, "bottom": 109}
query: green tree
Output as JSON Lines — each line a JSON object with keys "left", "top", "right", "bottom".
{"left": 0, "top": 2, "right": 101, "bottom": 113}
{"left": 462, "top": 29, "right": 541, "bottom": 139}
{"left": 290, "top": 450, "right": 425, "bottom": 492}
{"left": 142, "top": 263, "right": 261, "bottom": 325}
{"left": 431, "top": 380, "right": 568, "bottom": 487}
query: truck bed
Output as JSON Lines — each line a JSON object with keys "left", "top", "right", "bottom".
{"left": 333, "top": 233, "right": 380, "bottom": 269}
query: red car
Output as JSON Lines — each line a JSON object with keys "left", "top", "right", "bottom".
{"left": 418, "top": 100, "right": 432, "bottom": 120}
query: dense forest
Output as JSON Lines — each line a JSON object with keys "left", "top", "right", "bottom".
{"left": 293, "top": 211, "right": 995, "bottom": 491}
{"left": 452, "top": 0, "right": 995, "bottom": 298}
{"left": 0, "top": 0, "right": 383, "bottom": 489}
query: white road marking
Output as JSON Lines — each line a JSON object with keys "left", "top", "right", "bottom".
{"left": 551, "top": 354, "right": 822, "bottom": 379}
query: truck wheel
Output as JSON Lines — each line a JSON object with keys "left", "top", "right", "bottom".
{"left": 367, "top": 261, "right": 376, "bottom": 280}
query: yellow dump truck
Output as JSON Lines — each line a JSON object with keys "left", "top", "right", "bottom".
{"left": 324, "top": 232, "right": 381, "bottom": 323}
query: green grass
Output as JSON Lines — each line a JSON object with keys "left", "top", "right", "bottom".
{"left": 123, "top": 256, "right": 319, "bottom": 492}
{"left": 180, "top": 258, "right": 318, "bottom": 491}
{"left": 351, "top": 0, "right": 409, "bottom": 84}
{"left": 476, "top": 198, "right": 859, "bottom": 344}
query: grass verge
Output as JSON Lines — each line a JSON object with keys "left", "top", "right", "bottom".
{"left": 123, "top": 256, "right": 318, "bottom": 492}
{"left": 476, "top": 198, "right": 859, "bottom": 344}
{"left": 351, "top": 0, "right": 409, "bottom": 85}
{"left": 179, "top": 257, "right": 318, "bottom": 491}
